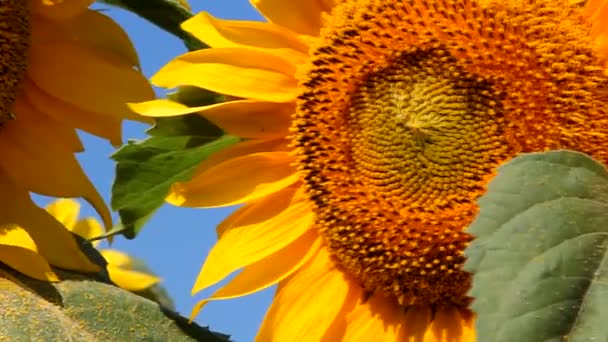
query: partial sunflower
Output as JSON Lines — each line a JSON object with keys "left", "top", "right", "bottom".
{"left": 0, "top": 0, "right": 153, "bottom": 282}
{"left": 45, "top": 199, "right": 161, "bottom": 292}
{"left": 132, "top": 0, "right": 608, "bottom": 340}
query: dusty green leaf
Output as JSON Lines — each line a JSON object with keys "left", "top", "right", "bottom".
{"left": 0, "top": 267, "right": 228, "bottom": 341}
{"left": 465, "top": 150, "right": 608, "bottom": 342}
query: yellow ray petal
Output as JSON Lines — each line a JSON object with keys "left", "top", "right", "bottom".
{"left": 32, "top": 10, "right": 140, "bottom": 69}
{"left": 151, "top": 48, "right": 298, "bottom": 103}
{"left": 130, "top": 99, "right": 293, "bottom": 138}
{"left": 17, "top": 93, "right": 84, "bottom": 153}
{"left": 198, "top": 100, "right": 293, "bottom": 139}
{"left": 100, "top": 249, "right": 133, "bottom": 268}
{"left": 167, "top": 151, "right": 299, "bottom": 208}
{"left": 0, "top": 100, "right": 111, "bottom": 229}
{"left": 23, "top": 79, "right": 123, "bottom": 146}
{"left": 28, "top": 41, "right": 153, "bottom": 122}
{"left": 344, "top": 295, "right": 409, "bottom": 341}
{"left": 426, "top": 307, "right": 475, "bottom": 342}
{"left": 31, "top": 0, "right": 94, "bottom": 20}
{"left": 584, "top": 0, "right": 608, "bottom": 62}
{"left": 71, "top": 218, "right": 104, "bottom": 244}
{"left": 182, "top": 12, "right": 308, "bottom": 63}
{"left": 250, "top": 0, "right": 330, "bottom": 36}
{"left": 191, "top": 230, "right": 321, "bottom": 318}
{"left": 45, "top": 198, "right": 80, "bottom": 230}
{"left": 0, "top": 177, "right": 99, "bottom": 273}
{"left": 192, "top": 139, "right": 290, "bottom": 194}
{"left": 106, "top": 265, "right": 161, "bottom": 292}
{"left": 192, "top": 189, "right": 313, "bottom": 293}
{"left": 256, "top": 247, "right": 354, "bottom": 342}
{"left": 0, "top": 225, "right": 58, "bottom": 282}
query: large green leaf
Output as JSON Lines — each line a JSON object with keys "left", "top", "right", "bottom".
{"left": 465, "top": 150, "right": 608, "bottom": 342}
{"left": 0, "top": 266, "right": 228, "bottom": 341}
{"left": 110, "top": 115, "right": 238, "bottom": 239}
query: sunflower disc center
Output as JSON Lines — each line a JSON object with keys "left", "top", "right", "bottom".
{"left": 0, "top": 0, "right": 31, "bottom": 124}
{"left": 349, "top": 49, "right": 506, "bottom": 210}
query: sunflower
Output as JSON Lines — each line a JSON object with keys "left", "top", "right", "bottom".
{"left": 45, "top": 199, "right": 161, "bottom": 292}
{"left": 0, "top": 0, "right": 153, "bottom": 282}
{"left": 132, "top": 0, "right": 608, "bottom": 340}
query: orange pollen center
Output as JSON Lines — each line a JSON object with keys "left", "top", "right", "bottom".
{"left": 293, "top": 0, "right": 608, "bottom": 309}
{"left": 0, "top": 0, "right": 30, "bottom": 124}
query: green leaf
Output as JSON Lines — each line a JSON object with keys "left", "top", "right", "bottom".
{"left": 111, "top": 115, "right": 239, "bottom": 239}
{"left": 0, "top": 266, "right": 228, "bottom": 341}
{"left": 464, "top": 150, "right": 608, "bottom": 342}
{"left": 100, "top": 0, "right": 207, "bottom": 50}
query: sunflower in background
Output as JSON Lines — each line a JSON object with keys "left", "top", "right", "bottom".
{"left": 45, "top": 199, "right": 161, "bottom": 293}
{"left": 133, "top": 0, "right": 608, "bottom": 340}
{"left": 0, "top": 0, "right": 153, "bottom": 282}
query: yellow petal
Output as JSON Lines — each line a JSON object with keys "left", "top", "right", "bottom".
{"left": 130, "top": 99, "right": 293, "bottom": 138}
{"left": 426, "top": 307, "right": 475, "bottom": 342}
{"left": 199, "top": 100, "right": 293, "bottom": 139}
{"left": 106, "top": 265, "right": 161, "bottom": 292}
{"left": 45, "top": 198, "right": 80, "bottom": 230}
{"left": 72, "top": 217, "right": 104, "bottom": 242}
{"left": 28, "top": 41, "right": 153, "bottom": 122}
{"left": 251, "top": 0, "right": 330, "bottom": 36}
{"left": 0, "top": 177, "right": 99, "bottom": 272}
{"left": 31, "top": 0, "right": 95, "bottom": 20}
{"left": 167, "top": 151, "right": 299, "bottom": 208}
{"left": 182, "top": 12, "right": 308, "bottom": 63}
{"left": 402, "top": 306, "right": 433, "bottom": 341}
{"left": 256, "top": 247, "right": 354, "bottom": 342}
{"left": 33, "top": 9, "right": 140, "bottom": 69}
{"left": 17, "top": 93, "right": 84, "bottom": 153}
{"left": 100, "top": 249, "right": 133, "bottom": 268}
{"left": 0, "top": 225, "right": 58, "bottom": 282}
{"left": 191, "top": 230, "right": 321, "bottom": 318}
{"left": 584, "top": 0, "right": 608, "bottom": 62}
{"left": 0, "top": 100, "right": 111, "bottom": 229}
{"left": 23, "top": 79, "right": 123, "bottom": 146}
{"left": 344, "top": 295, "right": 409, "bottom": 341}
{"left": 151, "top": 48, "right": 298, "bottom": 103}
{"left": 192, "top": 188, "right": 314, "bottom": 293}
{"left": 193, "top": 140, "right": 290, "bottom": 196}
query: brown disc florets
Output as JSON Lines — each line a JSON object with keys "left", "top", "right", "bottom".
{"left": 0, "top": 0, "right": 30, "bottom": 124}
{"left": 293, "top": 0, "right": 608, "bottom": 309}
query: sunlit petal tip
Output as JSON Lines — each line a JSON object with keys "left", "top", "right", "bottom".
{"left": 44, "top": 198, "right": 80, "bottom": 229}
{"left": 181, "top": 11, "right": 309, "bottom": 56}
{"left": 106, "top": 265, "right": 162, "bottom": 291}
{"left": 250, "top": 0, "right": 326, "bottom": 36}
{"left": 127, "top": 99, "right": 202, "bottom": 118}
{"left": 189, "top": 300, "right": 209, "bottom": 321}
{"left": 0, "top": 245, "right": 60, "bottom": 282}
{"left": 0, "top": 226, "right": 60, "bottom": 282}
{"left": 72, "top": 217, "right": 104, "bottom": 244}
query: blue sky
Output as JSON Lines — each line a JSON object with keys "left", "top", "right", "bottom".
{"left": 35, "top": 1, "right": 272, "bottom": 341}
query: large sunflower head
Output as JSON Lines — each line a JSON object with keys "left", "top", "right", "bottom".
{"left": 134, "top": 0, "right": 608, "bottom": 340}
{"left": 0, "top": 0, "right": 153, "bottom": 282}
